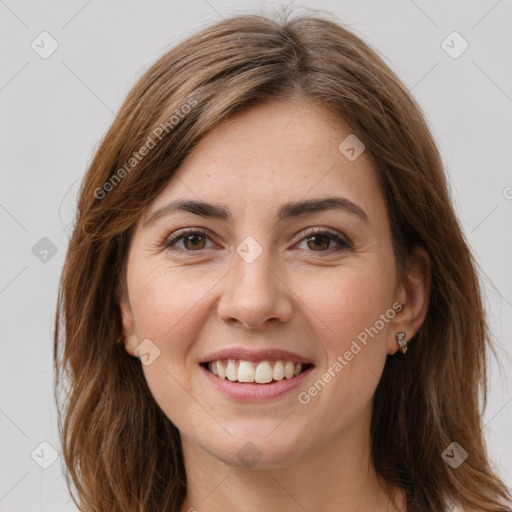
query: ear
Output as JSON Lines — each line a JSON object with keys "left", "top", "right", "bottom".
{"left": 387, "top": 246, "right": 431, "bottom": 355}
{"left": 118, "top": 292, "right": 138, "bottom": 357}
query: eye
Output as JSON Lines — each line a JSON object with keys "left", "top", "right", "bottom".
{"left": 163, "top": 229, "right": 215, "bottom": 251}
{"left": 295, "top": 227, "right": 351, "bottom": 253}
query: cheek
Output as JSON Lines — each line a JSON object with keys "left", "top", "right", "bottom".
{"left": 294, "top": 260, "right": 396, "bottom": 350}
{"left": 128, "top": 260, "right": 215, "bottom": 345}
{"left": 296, "top": 263, "right": 395, "bottom": 418}
{"left": 127, "top": 262, "right": 211, "bottom": 427}
{"left": 127, "top": 261, "right": 223, "bottom": 413}
{"left": 294, "top": 263, "right": 395, "bottom": 409}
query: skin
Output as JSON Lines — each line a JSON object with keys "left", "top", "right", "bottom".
{"left": 119, "top": 99, "right": 431, "bottom": 512}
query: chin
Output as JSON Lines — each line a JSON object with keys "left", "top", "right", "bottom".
{"left": 195, "top": 428, "right": 308, "bottom": 470}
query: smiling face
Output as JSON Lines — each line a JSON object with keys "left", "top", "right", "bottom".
{"left": 119, "top": 99, "right": 427, "bottom": 470}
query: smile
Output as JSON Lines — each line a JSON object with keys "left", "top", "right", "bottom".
{"left": 202, "top": 359, "right": 314, "bottom": 384}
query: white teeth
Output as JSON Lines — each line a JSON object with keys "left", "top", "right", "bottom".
{"left": 206, "top": 359, "right": 305, "bottom": 384}
{"left": 284, "top": 361, "right": 295, "bottom": 379}
{"left": 226, "top": 360, "right": 238, "bottom": 381}
{"left": 237, "top": 361, "right": 255, "bottom": 383}
{"left": 273, "top": 360, "right": 285, "bottom": 380}
{"left": 254, "top": 361, "right": 273, "bottom": 383}
{"left": 216, "top": 361, "right": 226, "bottom": 379}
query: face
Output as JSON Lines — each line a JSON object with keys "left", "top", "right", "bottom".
{"left": 119, "top": 99, "right": 422, "bottom": 469}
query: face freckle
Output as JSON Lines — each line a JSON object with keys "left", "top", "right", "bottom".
{"left": 119, "top": 99, "right": 404, "bottom": 470}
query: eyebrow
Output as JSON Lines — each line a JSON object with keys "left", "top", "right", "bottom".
{"left": 144, "top": 196, "right": 370, "bottom": 227}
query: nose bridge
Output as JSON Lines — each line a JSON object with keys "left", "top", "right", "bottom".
{"left": 216, "top": 234, "right": 292, "bottom": 328}
{"left": 234, "top": 235, "right": 274, "bottom": 291}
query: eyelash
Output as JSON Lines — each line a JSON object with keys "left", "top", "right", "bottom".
{"left": 162, "top": 227, "right": 352, "bottom": 254}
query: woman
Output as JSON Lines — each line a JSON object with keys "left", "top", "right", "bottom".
{"left": 54, "top": 11, "right": 512, "bottom": 512}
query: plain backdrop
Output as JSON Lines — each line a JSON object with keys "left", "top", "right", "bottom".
{"left": 1, "top": 1, "right": 511, "bottom": 510}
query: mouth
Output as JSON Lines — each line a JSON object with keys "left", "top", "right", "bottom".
{"left": 200, "top": 359, "right": 315, "bottom": 384}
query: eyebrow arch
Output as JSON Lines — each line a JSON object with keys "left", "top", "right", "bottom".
{"left": 144, "top": 196, "right": 370, "bottom": 227}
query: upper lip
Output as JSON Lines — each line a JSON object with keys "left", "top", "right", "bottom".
{"left": 199, "top": 348, "right": 314, "bottom": 365}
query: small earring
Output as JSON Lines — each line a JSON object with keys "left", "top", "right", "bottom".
{"left": 396, "top": 332, "right": 408, "bottom": 354}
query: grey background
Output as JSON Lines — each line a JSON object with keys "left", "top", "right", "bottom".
{"left": 1, "top": 0, "right": 511, "bottom": 510}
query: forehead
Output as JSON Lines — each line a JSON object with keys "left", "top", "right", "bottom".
{"left": 143, "top": 100, "right": 386, "bottom": 226}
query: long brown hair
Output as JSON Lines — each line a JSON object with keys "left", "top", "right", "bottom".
{"left": 54, "top": 10, "right": 512, "bottom": 511}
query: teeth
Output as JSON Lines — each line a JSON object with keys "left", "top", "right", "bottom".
{"left": 216, "top": 361, "right": 226, "bottom": 379}
{"left": 284, "top": 361, "right": 295, "bottom": 379}
{"left": 273, "top": 361, "right": 285, "bottom": 380}
{"left": 254, "top": 361, "right": 273, "bottom": 383}
{"left": 226, "top": 360, "right": 238, "bottom": 381}
{"left": 207, "top": 359, "right": 305, "bottom": 384}
{"left": 238, "top": 361, "right": 255, "bottom": 382}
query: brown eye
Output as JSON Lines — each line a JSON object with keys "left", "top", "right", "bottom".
{"left": 305, "top": 234, "right": 331, "bottom": 251}
{"left": 182, "top": 233, "right": 207, "bottom": 250}
{"left": 297, "top": 228, "right": 351, "bottom": 253}
{"left": 163, "top": 229, "right": 213, "bottom": 251}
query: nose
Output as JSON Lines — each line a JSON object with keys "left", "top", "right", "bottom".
{"left": 216, "top": 245, "right": 293, "bottom": 329}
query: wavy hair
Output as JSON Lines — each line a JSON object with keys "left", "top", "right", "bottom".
{"left": 54, "top": 10, "right": 512, "bottom": 512}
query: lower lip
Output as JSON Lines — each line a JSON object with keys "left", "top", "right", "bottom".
{"left": 200, "top": 364, "right": 314, "bottom": 401}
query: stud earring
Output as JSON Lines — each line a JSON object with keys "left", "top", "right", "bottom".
{"left": 396, "top": 332, "right": 408, "bottom": 354}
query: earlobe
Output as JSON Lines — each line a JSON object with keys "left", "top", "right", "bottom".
{"left": 389, "top": 246, "right": 431, "bottom": 354}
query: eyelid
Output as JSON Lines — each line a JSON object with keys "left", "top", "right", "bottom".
{"left": 294, "top": 226, "right": 352, "bottom": 250}
{"left": 162, "top": 227, "right": 218, "bottom": 248}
